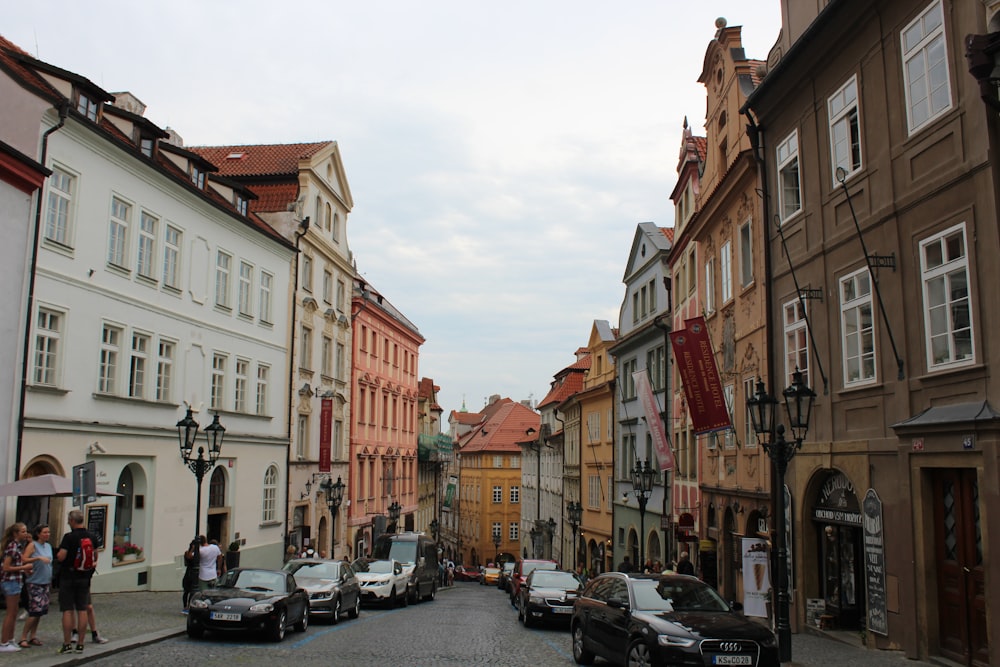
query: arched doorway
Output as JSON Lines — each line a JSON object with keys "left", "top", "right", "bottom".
{"left": 626, "top": 527, "right": 638, "bottom": 568}
{"left": 810, "top": 470, "right": 863, "bottom": 630}
{"left": 317, "top": 516, "right": 328, "bottom": 558}
{"left": 646, "top": 530, "right": 662, "bottom": 567}
{"left": 207, "top": 467, "right": 229, "bottom": 546}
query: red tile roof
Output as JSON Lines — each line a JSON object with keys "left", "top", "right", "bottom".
{"left": 247, "top": 183, "right": 299, "bottom": 213}
{"left": 693, "top": 136, "right": 708, "bottom": 161}
{"left": 451, "top": 410, "right": 482, "bottom": 426}
{"left": 189, "top": 142, "right": 330, "bottom": 178}
{"left": 459, "top": 400, "right": 540, "bottom": 454}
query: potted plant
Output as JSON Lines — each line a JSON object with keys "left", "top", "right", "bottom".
{"left": 114, "top": 543, "right": 143, "bottom": 562}
{"left": 225, "top": 540, "right": 241, "bottom": 570}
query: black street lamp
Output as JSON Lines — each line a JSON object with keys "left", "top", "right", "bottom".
{"left": 388, "top": 501, "right": 401, "bottom": 533}
{"left": 747, "top": 369, "right": 816, "bottom": 663}
{"left": 176, "top": 409, "right": 225, "bottom": 544}
{"left": 320, "top": 476, "right": 345, "bottom": 559}
{"left": 492, "top": 532, "right": 501, "bottom": 564}
{"left": 429, "top": 518, "right": 439, "bottom": 542}
{"left": 630, "top": 460, "right": 656, "bottom": 568}
{"left": 567, "top": 501, "right": 583, "bottom": 571}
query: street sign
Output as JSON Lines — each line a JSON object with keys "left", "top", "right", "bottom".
{"left": 72, "top": 461, "right": 97, "bottom": 507}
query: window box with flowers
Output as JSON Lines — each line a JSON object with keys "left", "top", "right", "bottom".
{"left": 113, "top": 542, "right": 143, "bottom": 564}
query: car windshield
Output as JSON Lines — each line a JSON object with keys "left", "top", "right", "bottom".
{"left": 372, "top": 539, "right": 417, "bottom": 564}
{"left": 364, "top": 560, "right": 394, "bottom": 574}
{"left": 531, "top": 571, "right": 580, "bottom": 589}
{"left": 523, "top": 561, "right": 557, "bottom": 576}
{"left": 632, "top": 578, "right": 731, "bottom": 613}
{"left": 503, "top": 563, "right": 515, "bottom": 573}
{"left": 283, "top": 561, "right": 340, "bottom": 579}
{"left": 228, "top": 570, "right": 286, "bottom": 593}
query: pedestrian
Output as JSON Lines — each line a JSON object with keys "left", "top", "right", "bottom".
{"left": 70, "top": 602, "right": 108, "bottom": 646}
{"left": 18, "top": 524, "right": 52, "bottom": 648}
{"left": 0, "top": 522, "right": 31, "bottom": 652}
{"left": 618, "top": 556, "right": 633, "bottom": 573}
{"left": 182, "top": 539, "right": 198, "bottom": 613}
{"left": 196, "top": 535, "right": 223, "bottom": 590}
{"left": 56, "top": 510, "right": 96, "bottom": 655}
{"left": 285, "top": 544, "right": 297, "bottom": 563}
{"left": 210, "top": 539, "right": 226, "bottom": 578}
{"left": 677, "top": 551, "right": 695, "bottom": 576}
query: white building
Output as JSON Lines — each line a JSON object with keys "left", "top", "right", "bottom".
{"left": 3, "top": 38, "right": 295, "bottom": 592}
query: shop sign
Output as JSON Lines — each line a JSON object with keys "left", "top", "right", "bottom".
{"left": 863, "top": 488, "right": 888, "bottom": 636}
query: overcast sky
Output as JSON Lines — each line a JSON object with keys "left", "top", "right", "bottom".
{"left": 6, "top": 1, "right": 781, "bottom": 422}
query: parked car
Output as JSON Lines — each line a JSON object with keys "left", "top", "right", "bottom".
{"left": 353, "top": 558, "right": 409, "bottom": 607}
{"left": 481, "top": 566, "right": 501, "bottom": 586}
{"left": 571, "top": 572, "right": 779, "bottom": 666}
{"left": 371, "top": 531, "right": 438, "bottom": 603}
{"left": 186, "top": 567, "right": 309, "bottom": 642}
{"left": 498, "top": 561, "right": 515, "bottom": 591}
{"left": 282, "top": 558, "right": 361, "bottom": 623}
{"left": 517, "top": 569, "right": 583, "bottom": 628}
{"left": 509, "top": 559, "right": 558, "bottom": 604}
{"left": 453, "top": 565, "right": 481, "bottom": 582}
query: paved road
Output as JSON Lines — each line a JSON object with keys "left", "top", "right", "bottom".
{"left": 16, "top": 582, "right": 937, "bottom": 666}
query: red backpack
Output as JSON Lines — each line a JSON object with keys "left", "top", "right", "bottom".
{"left": 73, "top": 536, "right": 97, "bottom": 572}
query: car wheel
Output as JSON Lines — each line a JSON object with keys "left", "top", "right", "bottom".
{"left": 572, "top": 623, "right": 595, "bottom": 665}
{"left": 348, "top": 594, "right": 360, "bottom": 619}
{"left": 516, "top": 598, "right": 524, "bottom": 621}
{"left": 399, "top": 586, "right": 408, "bottom": 607}
{"left": 269, "top": 610, "right": 287, "bottom": 642}
{"left": 329, "top": 596, "right": 341, "bottom": 624}
{"left": 388, "top": 589, "right": 397, "bottom": 608}
{"left": 408, "top": 583, "right": 419, "bottom": 605}
{"left": 294, "top": 607, "right": 309, "bottom": 633}
{"left": 520, "top": 601, "right": 533, "bottom": 628}
{"left": 626, "top": 638, "right": 653, "bottom": 667}
{"left": 186, "top": 621, "right": 204, "bottom": 639}
{"left": 422, "top": 581, "right": 436, "bottom": 602}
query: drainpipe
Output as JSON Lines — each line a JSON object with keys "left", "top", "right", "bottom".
{"left": 16, "top": 103, "right": 69, "bottom": 481}
{"left": 284, "top": 216, "right": 310, "bottom": 549}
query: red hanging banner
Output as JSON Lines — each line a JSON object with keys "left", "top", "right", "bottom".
{"left": 319, "top": 397, "right": 332, "bottom": 473}
{"left": 669, "top": 316, "right": 732, "bottom": 434}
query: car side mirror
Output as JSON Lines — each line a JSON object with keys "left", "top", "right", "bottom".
{"left": 607, "top": 597, "right": 630, "bottom": 610}
{"left": 730, "top": 601, "right": 744, "bottom": 612}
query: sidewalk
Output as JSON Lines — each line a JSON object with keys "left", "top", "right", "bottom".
{"left": 14, "top": 590, "right": 185, "bottom": 666}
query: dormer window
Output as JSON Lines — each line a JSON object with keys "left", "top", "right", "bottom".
{"left": 140, "top": 136, "right": 154, "bottom": 158}
{"left": 235, "top": 193, "right": 248, "bottom": 216}
{"left": 77, "top": 93, "right": 99, "bottom": 122}
{"left": 190, "top": 165, "right": 205, "bottom": 189}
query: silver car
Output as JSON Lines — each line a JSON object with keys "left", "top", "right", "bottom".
{"left": 281, "top": 558, "right": 361, "bottom": 623}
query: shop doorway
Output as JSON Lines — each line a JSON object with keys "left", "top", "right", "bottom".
{"left": 812, "top": 471, "right": 863, "bottom": 630}
{"left": 932, "top": 468, "right": 987, "bottom": 667}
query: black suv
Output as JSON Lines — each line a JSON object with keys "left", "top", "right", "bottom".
{"left": 371, "top": 531, "right": 438, "bottom": 604}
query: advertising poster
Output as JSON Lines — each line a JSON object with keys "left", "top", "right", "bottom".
{"left": 741, "top": 537, "right": 770, "bottom": 618}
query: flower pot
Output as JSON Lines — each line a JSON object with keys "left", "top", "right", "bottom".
{"left": 122, "top": 552, "right": 138, "bottom": 562}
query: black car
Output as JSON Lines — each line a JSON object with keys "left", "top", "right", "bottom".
{"left": 187, "top": 567, "right": 310, "bottom": 642}
{"left": 282, "top": 558, "right": 361, "bottom": 623}
{"left": 498, "top": 561, "right": 515, "bottom": 591}
{"left": 571, "top": 572, "right": 778, "bottom": 666}
{"left": 517, "top": 569, "right": 583, "bottom": 628}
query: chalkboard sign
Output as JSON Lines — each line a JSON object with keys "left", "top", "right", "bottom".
{"left": 86, "top": 505, "right": 107, "bottom": 550}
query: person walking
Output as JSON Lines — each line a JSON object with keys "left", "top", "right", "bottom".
{"left": 18, "top": 524, "right": 52, "bottom": 649}
{"left": 196, "top": 536, "right": 223, "bottom": 590}
{"left": 182, "top": 539, "right": 199, "bottom": 613}
{"left": 0, "top": 522, "right": 31, "bottom": 652}
{"left": 676, "top": 551, "right": 695, "bottom": 576}
{"left": 56, "top": 509, "right": 97, "bottom": 655}
{"left": 618, "top": 556, "right": 633, "bottom": 573}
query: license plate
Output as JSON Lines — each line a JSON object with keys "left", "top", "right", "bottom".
{"left": 209, "top": 611, "right": 241, "bottom": 622}
{"left": 553, "top": 607, "right": 573, "bottom": 614}
{"left": 712, "top": 656, "right": 751, "bottom": 665}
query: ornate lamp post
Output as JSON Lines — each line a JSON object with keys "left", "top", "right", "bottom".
{"left": 629, "top": 460, "right": 656, "bottom": 568}
{"left": 567, "top": 501, "right": 583, "bottom": 571}
{"left": 388, "top": 501, "right": 401, "bottom": 533}
{"left": 492, "top": 532, "right": 501, "bottom": 565}
{"left": 747, "top": 369, "right": 816, "bottom": 663}
{"left": 320, "top": 476, "right": 345, "bottom": 559}
{"left": 176, "top": 409, "right": 225, "bottom": 544}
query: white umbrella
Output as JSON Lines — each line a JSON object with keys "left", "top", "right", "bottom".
{"left": 0, "top": 474, "right": 119, "bottom": 497}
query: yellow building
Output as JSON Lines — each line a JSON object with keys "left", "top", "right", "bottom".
{"left": 453, "top": 397, "right": 539, "bottom": 567}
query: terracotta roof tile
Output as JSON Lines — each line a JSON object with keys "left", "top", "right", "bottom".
{"left": 189, "top": 142, "right": 330, "bottom": 178}
{"left": 693, "top": 136, "right": 708, "bottom": 161}
{"left": 458, "top": 401, "right": 540, "bottom": 453}
{"left": 247, "top": 182, "right": 299, "bottom": 213}
{"left": 0, "top": 35, "right": 62, "bottom": 103}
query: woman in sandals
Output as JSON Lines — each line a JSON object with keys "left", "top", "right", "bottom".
{"left": 18, "top": 525, "right": 52, "bottom": 649}
{"left": 0, "top": 522, "right": 31, "bottom": 652}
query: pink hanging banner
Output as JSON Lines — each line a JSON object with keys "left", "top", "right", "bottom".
{"left": 669, "top": 316, "right": 732, "bottom": 435}
{"left": 632, "top": 368, "right": 674, "bottom": 471}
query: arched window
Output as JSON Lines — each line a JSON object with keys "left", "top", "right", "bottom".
{"left": 114, "top": 467, "right": 134, "bottom": 542}
{"left": 262, "top": 464, "right": 279, "bottom": 523}
{"left": 209, "top": 467, "right": 226, "bottom": 508}
{"left": 324, "top": 203, "right": 332, "bottom": 231}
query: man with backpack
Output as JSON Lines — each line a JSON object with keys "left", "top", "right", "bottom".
{"left": 55, "top": 510, "right": 96, "bottom": 655}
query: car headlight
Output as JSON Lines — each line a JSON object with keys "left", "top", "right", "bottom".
{"left": 657, "top": 634, "right": 696, "bottom": 648}
{"left": 249, "top": 602, "right": 274, "bottom": 613}
{"left": 529, "top": 594, "right": 545, "bottom": 604}
{"left": 759, "top": 633, "right": 778, "bottom": 647}
{"left": 189, "top": 599, "right": 208, "bottom": 609}
{"left": 376, "top": 578, "right": 390, "bottom": 586}
{"left": 311, "top": 591, "right": 333, "bottom": 600}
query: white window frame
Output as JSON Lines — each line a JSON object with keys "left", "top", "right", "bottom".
{"left": 840, "top": 268, "right": 877, "bottom": 386}
{"left": 156, "top": 338, "right": 174, "bottom": 402}
{"left": 98, "top": 323, "right": 122, "bottom": 394}
{"left": 259, "top": 272, "right": 274, "bottom": 324}
{"left": 739, "top": 219, "right": 753, "bottom": 288}
{"left": 783, "top": 298, "right": 811, "bottom": 388}
{"left": 776, "top": 131, "right": 801, "bottom": 222}
{"left": 256, "top": 363, "right": 270, "bottom": 416}
{"left": 262, "top": 464, "right": 279, "bottom": 523}
{"left": 44, "top": 165, "right": 75, "bottom": 247}
{"left": 509, "top": 522, "right": 519, "bottom": 541}
{"left": 215, "top": 251, "right": 232, "bottom": 309}
{"left": 920, "top": 223, "right": 974, "bottom": 370}
{"left": 336, "top": 279, "right": 346, "bottom": 312}
{"left": 300, "top": 325, "right": 312, "bottom": 370}
{"left": 720, "top": 241, "right": 733, "bottom": 304}
{"left": 108, "top": 196, "right": 131, "bottom": 268}
{"left": 128, "top": 331, "right": 150, "bottom": 399}
{"left": 238, "top": 261, "right": 253, "bottom": 317}
{"left": 33, "top": 307, "right": 63, "bottom": 386}
{"left": 136, "top": 211, "right": 158, "bottom": 280}
{"left": 296, "top": 414, "right": 308, "bottom": 460}
{"left": 829, "top": 75, "right": 862, "bottom": 183}
{"left": 211, "top": 353, "right": 228, "bottom": 410}
{"left": 705, "top": 257, "right": 715, "bottom": 314}
{"left": 235, "top": 358, "right": 249, "bottom": 412}
{"left": 493, "top": 486, "right": 502, "bottom": 503}
{"left": 162, "top": 225, "right": 181, "bottom": 289}
{"left": 901, "top": 1, "right": 951, "bottom": 134}
{"left": 510, "top": 486, "right": 519, "bottom": 503}
{"left": 336, "top": 342, "right": 345, "bottom": 381}
{"left": 723, "top": 384, "right": 735, "bottom": 449}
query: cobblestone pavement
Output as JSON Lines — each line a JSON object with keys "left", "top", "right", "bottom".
{"left": 8, "top": 583, "right": 938, "bottom": 666}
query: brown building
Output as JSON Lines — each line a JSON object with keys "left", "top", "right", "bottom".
{"left": 744, "top": 1, "right": 1000, "bottom": 664}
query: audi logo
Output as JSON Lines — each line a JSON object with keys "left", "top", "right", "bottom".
{"left": 719, "top": 642, "right": 741, "bottom": 652}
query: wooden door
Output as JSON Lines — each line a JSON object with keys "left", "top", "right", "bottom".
{"left": 933, "top": 468, "right": 988, "bottom": 667}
